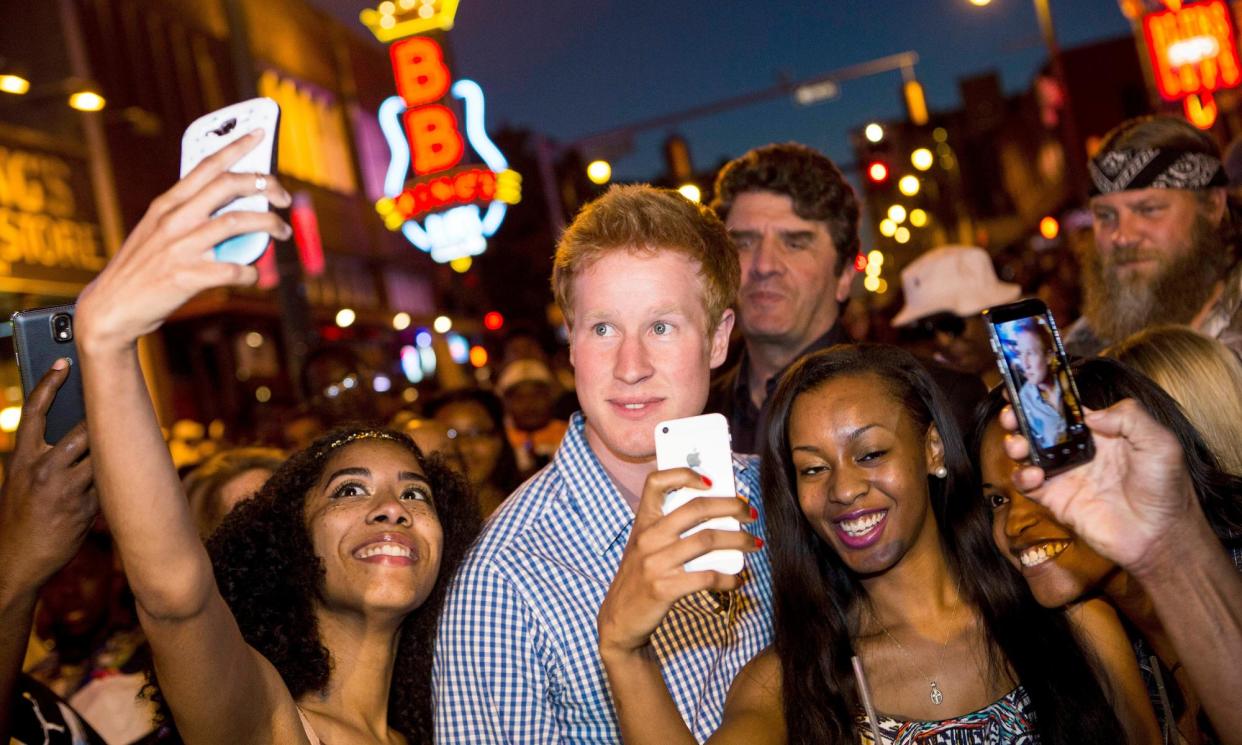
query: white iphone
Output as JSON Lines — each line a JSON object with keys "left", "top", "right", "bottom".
{"left": 654, "top": 413, "right": 744, "bottom": 575}
{"left": 180, "top": 97, "right": 281, "bottom": 264}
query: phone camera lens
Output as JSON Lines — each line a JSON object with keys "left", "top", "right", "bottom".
{"left": 51, "top": 314, "right": 73, "bottom": 342}
{"left": 661, "top": 427, "right": 669, "bottom": 434}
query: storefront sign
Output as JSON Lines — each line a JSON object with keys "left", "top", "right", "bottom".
{"left": 1142, "top": 0, "right": 1242, "bottom": 128}
{"left": 361, "top": 0, "right": 520, "bottom": 266}
{"left": 0, "top": 129, "right": 105, "bottom": 292}
{"left": 258, "top": 71, "right": 358, "bottom": 195}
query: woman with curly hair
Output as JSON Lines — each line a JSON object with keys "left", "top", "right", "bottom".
{"left": 75, "top": 132, "right": 478, "bottom": 744}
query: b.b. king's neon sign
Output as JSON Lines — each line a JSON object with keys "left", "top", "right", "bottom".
{"left": 362, "top": 2, "right": 520, "bottom": 266}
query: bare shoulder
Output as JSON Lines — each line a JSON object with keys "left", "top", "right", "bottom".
{"left": 1066, "top": 597, "right": 1128, "bottom": 645}
{"left": 712, "top": 648, "right": 785, "bottom": 745}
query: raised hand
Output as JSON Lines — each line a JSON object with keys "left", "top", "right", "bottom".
{"left": 76, "top": 130, "right": 292, "bottom": 354}
{"left": 1000, "top": 399, "right": 1196, "bottom": 573}
{"left": 0, "top": 360, "right": 95, "bottom": 595}
{"left": 597, "top": 468, "right": 759, "bottom": 657}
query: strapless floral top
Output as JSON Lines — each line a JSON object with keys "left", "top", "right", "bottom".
{"left": 857, "top": 686, "right": 1037, "bottom": 744}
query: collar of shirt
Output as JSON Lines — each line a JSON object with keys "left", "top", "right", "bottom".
{"left": 553, "top": 412, "right": 756, "bottom": 557}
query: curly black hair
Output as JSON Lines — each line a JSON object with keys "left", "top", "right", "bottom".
{"left": 711, "top": 142, "right": 860, "bottom": 275}
{"left": 148, "top": 425, "right": 481, "bottom": 741}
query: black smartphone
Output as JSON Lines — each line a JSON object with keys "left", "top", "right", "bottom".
{"left": 982, "top": 298, "right": 1093, "bottom": 475}
{"left": 12, "top": 304, "right": 84, "bottom": 445}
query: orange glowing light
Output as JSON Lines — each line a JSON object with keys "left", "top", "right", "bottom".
{"left": 1185, "top": 91, "right": 1219, "bottom": 129}
{"left": 469, "top": 345, "right": 489, "bottom": 368}
{"left": 391, "top": 37, "right": 451, "bottom": 107}
{"left": 1039, "top": 216, "right": 1060, "bottom": 240}
{"left": 1143, "top": 0, "right": 1242, "bottom": 102}
{"left": 403, "top": 104, "right": 465, "bottom": 175}
{"left": 392, "top": 167, "right": 499, "bottom": 218}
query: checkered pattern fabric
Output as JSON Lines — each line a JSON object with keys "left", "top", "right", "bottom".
{"left": 433, "top": 413, "right": 774, "bottom": 744}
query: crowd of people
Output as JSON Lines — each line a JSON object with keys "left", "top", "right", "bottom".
{"left": 2, "top": 113, "right": 1242, "bottom": 745}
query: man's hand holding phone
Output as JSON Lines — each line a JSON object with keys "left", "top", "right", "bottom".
{"left": 999, "top": 399, "right": 1201, "bottom": 576}
{"left": 597, "top": 467, "right": 759, "bottom": 658}
{"left": 76, "top": 131, "right": 292, "bottom": 354}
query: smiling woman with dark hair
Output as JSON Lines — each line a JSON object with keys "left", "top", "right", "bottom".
{"left": 73, "top": 134, "right": 479, "bottom": 745}
{"left": 756, "top": 344, "right": 1144, "bottom": 744}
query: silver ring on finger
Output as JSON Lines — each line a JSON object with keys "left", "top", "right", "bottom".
{"left": 255, "top": 174, "right": 268, "bottom": 192}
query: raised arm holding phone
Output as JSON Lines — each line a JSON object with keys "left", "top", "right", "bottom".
{"left": 1001, "top": 397, "right": 1242, "bottom": 744}
{"left": 71, "top": 125, "right": 478, "bottom": 745}
{"left": 73, "top": 131, "right": 310, "bottom": 744}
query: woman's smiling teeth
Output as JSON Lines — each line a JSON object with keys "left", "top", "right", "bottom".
{"left": 355, "top": 543, "right": 413, "bottom": 560}
{"left": 839, "top": 511, "right": 886, "bottom": 537}
{"left": 1018, "top": 541, "right": 1069, "bottom": 568}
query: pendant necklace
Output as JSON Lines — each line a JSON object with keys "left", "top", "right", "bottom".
{"left": 868, "top": 609, "right": 953, "bottom": 706}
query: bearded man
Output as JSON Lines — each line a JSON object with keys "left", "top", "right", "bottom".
{"left": 1068, "top": 116, "right": 1242, "bottom": 357}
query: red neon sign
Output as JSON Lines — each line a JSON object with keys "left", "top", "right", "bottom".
{"left": 390, "top": 38, "right": 466, "bottom": 176}
{"left": 392, "top": 166, "right": 498, "bottom": 219}
{"left": 1143, "top": 0, "right": 1242, "bottom": 101}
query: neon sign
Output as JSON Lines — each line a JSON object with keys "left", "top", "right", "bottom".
{"left": 362, "top": 1, "right": 520, "bottom": 267}
{"left": 1142, "top": 0, "right": 1242, "bottom": 129}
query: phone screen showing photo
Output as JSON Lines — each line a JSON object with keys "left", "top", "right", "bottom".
{"left": 984, "top": 299, "right": 1093, "bottom": 474}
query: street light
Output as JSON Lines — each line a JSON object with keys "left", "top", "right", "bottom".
{"left": 864, "top": 123, "right": 885, "bottom": 143}
{"left": 898, "top": 175, "right": 920, "bottom": 196}
{"left": 0, "top": 74, "right": 30, "bottom": 95}
{"left": 586, "top": 160, "right": 612, "bottom": 185}
{"left": 68, "top": 90, "right": 106, "bottom": 112}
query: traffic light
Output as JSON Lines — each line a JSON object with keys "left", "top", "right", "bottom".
{"left": 867, "top": 161, "right": 890, "bottom": 184}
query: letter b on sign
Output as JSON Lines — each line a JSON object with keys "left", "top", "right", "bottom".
{"left": 391, "top": 37, "right": 451, "bottom": 107}
{"left": 404, "top": 105, "right": 464, "bottom": 175}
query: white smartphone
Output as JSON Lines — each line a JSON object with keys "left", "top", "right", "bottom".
{"left": 179, "top": 97, "right": 281, "bottom": 265}
{"left": 654, "top": 413, "right": 743, "bottom": 575}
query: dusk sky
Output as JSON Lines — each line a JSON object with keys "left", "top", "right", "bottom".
{"left": 315, "top": 1, "right": 1134, "bottom": 179}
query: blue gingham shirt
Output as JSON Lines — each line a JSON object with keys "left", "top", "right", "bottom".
{"left": 433, "top": 412, "right": 774, "bottom": 743}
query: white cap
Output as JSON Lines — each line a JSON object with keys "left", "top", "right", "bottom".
{"left": 496, "top": 358, "right": 555, "bottom": 395}
{"left": 892, "top": 245, "right": 1021, "bottom": 327}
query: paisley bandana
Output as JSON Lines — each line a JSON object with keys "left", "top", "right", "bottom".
{"left": 1088, "top": 148, "right": 1227, "bottom": 196}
